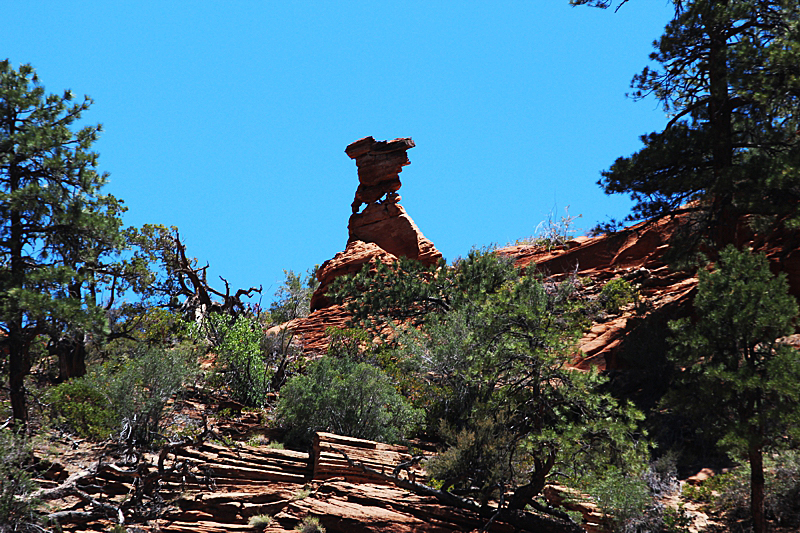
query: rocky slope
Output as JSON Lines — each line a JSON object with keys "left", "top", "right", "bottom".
{"left": 37, "top": 138, "right": 800, "bottom": 533}
{"left": 38, "top": 422, "right": 578, "bottom": 533}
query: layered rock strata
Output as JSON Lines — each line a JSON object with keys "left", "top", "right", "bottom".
{"left": 309, "top": 137, "right": 441, "bottom": 313}
{"left": 347, "top": 136, "right": 415, "bottom": 214}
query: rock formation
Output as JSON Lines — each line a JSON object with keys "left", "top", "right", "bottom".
{"left": 308, "top": 137, "right": 441, "bottom": 312}
{"left": 347, "top": 136, "right": 414, "bottom": 214}
{"left": 41, "top": 424, "right": 574, "bottom": 533}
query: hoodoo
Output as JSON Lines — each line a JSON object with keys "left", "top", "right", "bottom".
{"left": 309, "top": 136, "right": 441, "bottom": 311}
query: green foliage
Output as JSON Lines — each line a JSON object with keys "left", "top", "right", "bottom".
{"left": 0, "top": 61, "right": 192, "bottom": 420}
{"left": 667, "top": 245, "right": 800, "bottom": 532}
{"left": 205, "top": 313, "right": 300, "bottom": 406}
{"left": 426, "top": 416, "right": 516, "bottom": 503}
{"left": 207, "top": 314, "right": 273, "bottom": 406}
{"left": 330, "top": 248, "right": 518, "bottom": 336}
{"left": 600, "top": 278, "right": 639, "bottom": 314}
{"left": 45, "top": 378, "right": 117, "bottom": 439}
{"left": 584, "top": 468, "right": 652, "bottom": 531}
{"left": 99, "top": 346, "right": 198, "bottom": 446}
{"left": 0, "top": 430, "right": 40, "bottom": 533}
{"left": 295, "top": 516, "right": 325, "bottom": 533}
{"left": 701, "top": 453, "right": 800, "bottom": 528}
{"left": 47, "top": 346, "right": 197, "bottom": 445}
{"left": 269, "top": 269, "right": 318, "bottom": 324}
{"left": 667, "top": 246, "right": 800, "bottom": 452}
{"left": 337, "top": 249, "right": 648, "bottom": 509}
{"left": 248, "top": 514, "right": 273, "bottom": 528}
{"left": 582, "top": 0, "right": 800, "bottom": 255}
{"left": 578, "top": 455, "right": 690, "bottom": 533}
{"left": 276, "top": 341, "right": 422, "bottom": 447}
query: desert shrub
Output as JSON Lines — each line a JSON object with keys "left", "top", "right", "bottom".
{"left": 710, "top": 452, "right": 800, "bottom": 528}
{"left": 106, "top": 346, "right": 198, "bottom": 445}
{"left": 515, "top": 207, "right": 582, "bottom": 249}
{"left": 599, "top": 278, "right": 639, "bottom": 313}
{"left": 578, "top": 455, "right": 690, "bottom": 533}
{"left": 46, "top": 379, "right": 117, "bottom": 439}
{"left": 295, "top": 516, "right": 325, "bottom": 533}
{"left": 248, "top": 514, "right": 273, "bottom": 528}
{"left": 766, "top": 451, "right": 800, "bottom": 527}
{"left": 426, "top": 415, "right": 516, "bottom": 504}
{"left": 276, "top": 354, "right": 422, "bottom": 447}
{"left": 269, "top": 269, "right": 318, "bottom": 324}
{"left": 47, "top": 346, "right": 197, "bottom": 446}
{"left": 205, "top": 313, "right": 301, "bottom": 406}
{"left": 584, "top": 468, "right": 652, "bottom": 532}
{"left": 0, "top": 431, "right": 40, "bottom": 533}
{"left": 206, "top": 313, "right": 271, "bottom": 406}
{"left": 335, "top": 249, "right": 647, "bottom": 510}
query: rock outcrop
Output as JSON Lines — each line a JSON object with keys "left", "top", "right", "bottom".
{"left": 309, "top": 137, "right": 441, "bottom": 314}
{"left": 498, "top": 215, "right": 698, "bottom": 371}
{"left": 46, "top": 427, "right": 555, "bottom": 533}
{"left": 347, "top": 136, "right": 414, "bottom": 214}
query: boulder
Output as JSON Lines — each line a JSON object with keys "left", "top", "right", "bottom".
{"left": 348, "top": 198, "right": 440, "bottom": 266}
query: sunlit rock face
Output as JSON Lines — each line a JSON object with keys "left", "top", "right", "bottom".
{"left": 309, "top": 137, "right": 441, "bottom": 313}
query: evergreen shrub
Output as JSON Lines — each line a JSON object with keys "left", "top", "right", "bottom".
{"left": 47, "top": 346, "right": 197, "bottom": 445}
{"left": 276, "top": 353, "right": 422, "bottom": 447}
{"left": 0, "top": 430, "right": 40, "bottom": 533}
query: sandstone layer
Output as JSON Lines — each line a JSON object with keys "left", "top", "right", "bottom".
{"left": 47, "top": 427, "right": 572, "bottom": 533}
{"left": 347, "top": 136, "right": 415, "bottom": 214}
{"left": 308, "top": 137, "right": 441, "bottom": 313}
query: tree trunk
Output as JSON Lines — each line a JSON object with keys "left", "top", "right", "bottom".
{"left": 8, "top": 137, "right": 29, "bottom": 423}
{"left": 55, "top": 335, "right": 88, "bottom": 382}
{"left": 749, "top": 443, "right": 766, "bottom": 533}
{"left": 706, "top": 0, "right": 738, "bottom": 247}
{"left": 8, "top": 323, "right": 31, "bottom": 423}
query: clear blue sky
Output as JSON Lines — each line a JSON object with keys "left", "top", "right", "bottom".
{"left": 3, "top": 1, "right": 674, "bottom": 303}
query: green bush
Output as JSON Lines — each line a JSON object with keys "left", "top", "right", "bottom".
{"left": 711, "top": 453, "right": 800, "bottom": 528}
{"left": 0, "top": 430, "right": 40, "bottom": 533}
{"left": 599, "top": 278, "right": 639, "bottom": 313}
{"left": 248, "top": 514, "right": 273, "bottom": 528}
{"left": 584, "top": 468, "right": 652, "bottom": 531}
{"left": 106, "top": 346, "right": 198, "bottom": 445}
{"left": 47, "top": 346, "right": 197, "bottom": 446}
{"left": 46, "top": 379, "right": 117, "bottom": 439}
{"left": 295, "top": 516, "right": 325, "bottom": 533}
{"left": 425, "top": 416, "right": 515, "bottom": 504}
{"left": 276, "top": 354, "right": 422, "bottom": 447}
{"left": 206, "top": 313, "right": 300, "bottom": 406}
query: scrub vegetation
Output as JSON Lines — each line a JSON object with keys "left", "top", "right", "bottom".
{"left": 3, "top": 1, "right": 800, "bottom": 531}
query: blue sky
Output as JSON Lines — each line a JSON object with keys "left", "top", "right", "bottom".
{"left": 3, "top": 1, "right": 675, "bottom": 303}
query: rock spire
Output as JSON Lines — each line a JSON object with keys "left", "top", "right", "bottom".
{"left": 309, "top": 136, "right": 441, "bottom": 311}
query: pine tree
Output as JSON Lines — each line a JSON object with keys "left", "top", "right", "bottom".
{"left": 578, "top": 0, "right": 800, "bottom": 251}
{"left": 0, "top": 60, "right": 126, "bottom": 421}
{"left": 667, "top": 246, "right": 800, "bottom": 533}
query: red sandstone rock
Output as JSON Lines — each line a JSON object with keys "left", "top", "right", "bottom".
{"left": 347, "top": 136, "right": 415, "bottom": 213}
{"left": 309, "top": 240, "right": 399, "bottom": 312}
{"left": 307, "top": 137, "right": 442, "bottom": 314}
{"left": 348, "top": 199, "right": 441, "bottom": 267}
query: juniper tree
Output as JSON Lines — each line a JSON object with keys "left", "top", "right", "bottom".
{"left": 333, "top": 250, "right": 647, "bottom": 512}
{"left": 667, "top": 246, "right": 800, "bottom": 533}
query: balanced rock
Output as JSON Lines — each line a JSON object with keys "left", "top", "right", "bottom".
{"left": 309, "top": 137, "right": 441, "bottom": 312}
{"left": 347, "top": 136, "right": 415, "bottom": 214}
